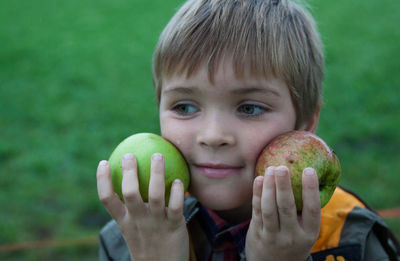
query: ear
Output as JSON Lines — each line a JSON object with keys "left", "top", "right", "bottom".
{"left": 299, "top": 105, "right": 321, "bottom": 133}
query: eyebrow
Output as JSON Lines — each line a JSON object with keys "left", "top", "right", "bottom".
{"left": 231, "top": 87, "right": 281, "bottom": 97}
{"left": 162, "top": 86, "right": 281, "bottom": 97}
{"left": 162, "top": 86, "right": 199, "bottom": 95}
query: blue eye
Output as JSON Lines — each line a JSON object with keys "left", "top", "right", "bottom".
{"left": 238, "top": 104, "right": 267, "bottom": 116}
{"left": 173, "top": 103, "right": 198, "bottom": 115}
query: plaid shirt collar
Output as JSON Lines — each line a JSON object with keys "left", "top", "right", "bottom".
{"left": 199, "top": 205, "right": 250, "bottom": 260}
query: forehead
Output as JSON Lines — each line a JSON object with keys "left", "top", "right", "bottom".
{"left": 161, "top": 59, "right": 287, "bottom": 99}
{"left": 163, "top": 56, "right": 280, "bottom": 89}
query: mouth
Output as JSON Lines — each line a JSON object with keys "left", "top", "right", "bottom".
{"left": 194, "top": 163, "right": 243, "bottom": 179}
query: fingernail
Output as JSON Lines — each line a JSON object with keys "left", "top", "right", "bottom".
{"left": 266, "top": 166, "right": 274, "bottom": 176}
{"left": 304, "top": 168, "right": 315, "bottom": 176}
{"left": 152, "top": 153, "right": 163, "bottom": 161}
{"left": 276, "top": 166, "right": 287, "bottom": 176}
{"left": 173, "top": 179, "right": 182, "bottom": 184}
{"left": 99, "top": 160, "right": 108, "bottom": 166}
{"left": 124, "top": 153, "right": 134, "bottom": 160}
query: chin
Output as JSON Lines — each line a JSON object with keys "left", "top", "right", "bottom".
{"left": 191, "top": 187, "right": 252, "bottom": 212}
{"left": 202, "top": 195, "right": 253, "bottom": 223}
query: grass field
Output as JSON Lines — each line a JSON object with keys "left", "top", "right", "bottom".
{"left": 1, "top": 0, "right": 399, "bottom": 260}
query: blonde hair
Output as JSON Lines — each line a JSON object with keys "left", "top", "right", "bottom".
{"left": 153, "top": 0, "right": 324, "bottom": 127}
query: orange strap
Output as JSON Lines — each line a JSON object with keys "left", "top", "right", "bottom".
{"left": 311, "top": 187, "right": 366, "bottom": 253}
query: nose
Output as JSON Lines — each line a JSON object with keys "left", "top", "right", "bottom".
{"left": 196, "top": 114, "right": 236, "bottom": 149}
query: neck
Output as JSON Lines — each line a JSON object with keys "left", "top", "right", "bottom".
{"left": 213, "top": 202, "right": 252, "bottom": 224}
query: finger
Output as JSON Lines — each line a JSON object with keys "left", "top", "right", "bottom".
{"left": 121, "top": 154, "right": 145, "bottom": 216}
{"left": 149, "top": 153, "right": 166, "bottom": 217}
{"left": 301, "top": 168, "right": 321, "bottom": 233}
{"left": 167, "top": 179, "right": 185, "bottom": 223}
{"left": 275, "top": 166, "right": 298, "bottom": 231}
{"left": 251, "top": 176, "right": 264, "bottom": 228}
{"left": 261, "top": 167, "right": 280, "bottom": 233}
{"left": 97, "top": 160, "right": 126, "bottom": 220}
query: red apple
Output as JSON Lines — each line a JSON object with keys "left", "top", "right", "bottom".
{"left": 255, "top": 130, "right": 341, "bottom": 210}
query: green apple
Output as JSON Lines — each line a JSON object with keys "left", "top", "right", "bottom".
{"left": 108, "top": 133, "right": 190, "bottom": 205}
{"left": 255, "top": 130, "right": 341, "bottom": 211}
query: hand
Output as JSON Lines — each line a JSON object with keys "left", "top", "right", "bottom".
{"left": 96, "top": 153, "right": 189, "bottom": 261}
{"left": 245, "top": 166, "right": 321, "bottom": 261}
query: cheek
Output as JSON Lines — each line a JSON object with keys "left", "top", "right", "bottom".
{"left": 241, "top": 124, "right": 296, "bottom": 166}
{"left": 160, "top": 118, "right": 178, "bottom": 143}
{"left": 242, "top": 137, "right": 269, "bottom": 166}
{"left": 160, "top": 118, "right": 192, "bottom": 154}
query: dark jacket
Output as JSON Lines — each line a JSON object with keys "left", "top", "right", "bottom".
{"left": 98, "top": 187, "right": 400, "bottom": 261}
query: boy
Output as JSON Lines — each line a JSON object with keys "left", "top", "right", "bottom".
{"left": 96, "top": 0, "right": 400, "bottom": 260}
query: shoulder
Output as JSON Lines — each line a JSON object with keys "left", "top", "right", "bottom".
{"left": 98, "top": 197, "right": 200, "bottom": 260}
{"left": 311, "top": 187, "right": 400, "bottom": 261}
{"left": 99, "top": 220, "right": 131, "bottom": 261}
{"left": 99, "top": 219, "right": 123, "bottom": 243}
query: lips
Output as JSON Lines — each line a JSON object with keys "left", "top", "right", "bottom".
{"left": 194, "top": 163, "right": 243, "bottom": 179}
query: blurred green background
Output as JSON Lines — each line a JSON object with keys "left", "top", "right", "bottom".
{"left": 1, "top": 0, "right": 399, "bottom": 260}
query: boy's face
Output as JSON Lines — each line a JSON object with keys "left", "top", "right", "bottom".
{"left": 159, "top": 59, "right": 297, "bottom": 217}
